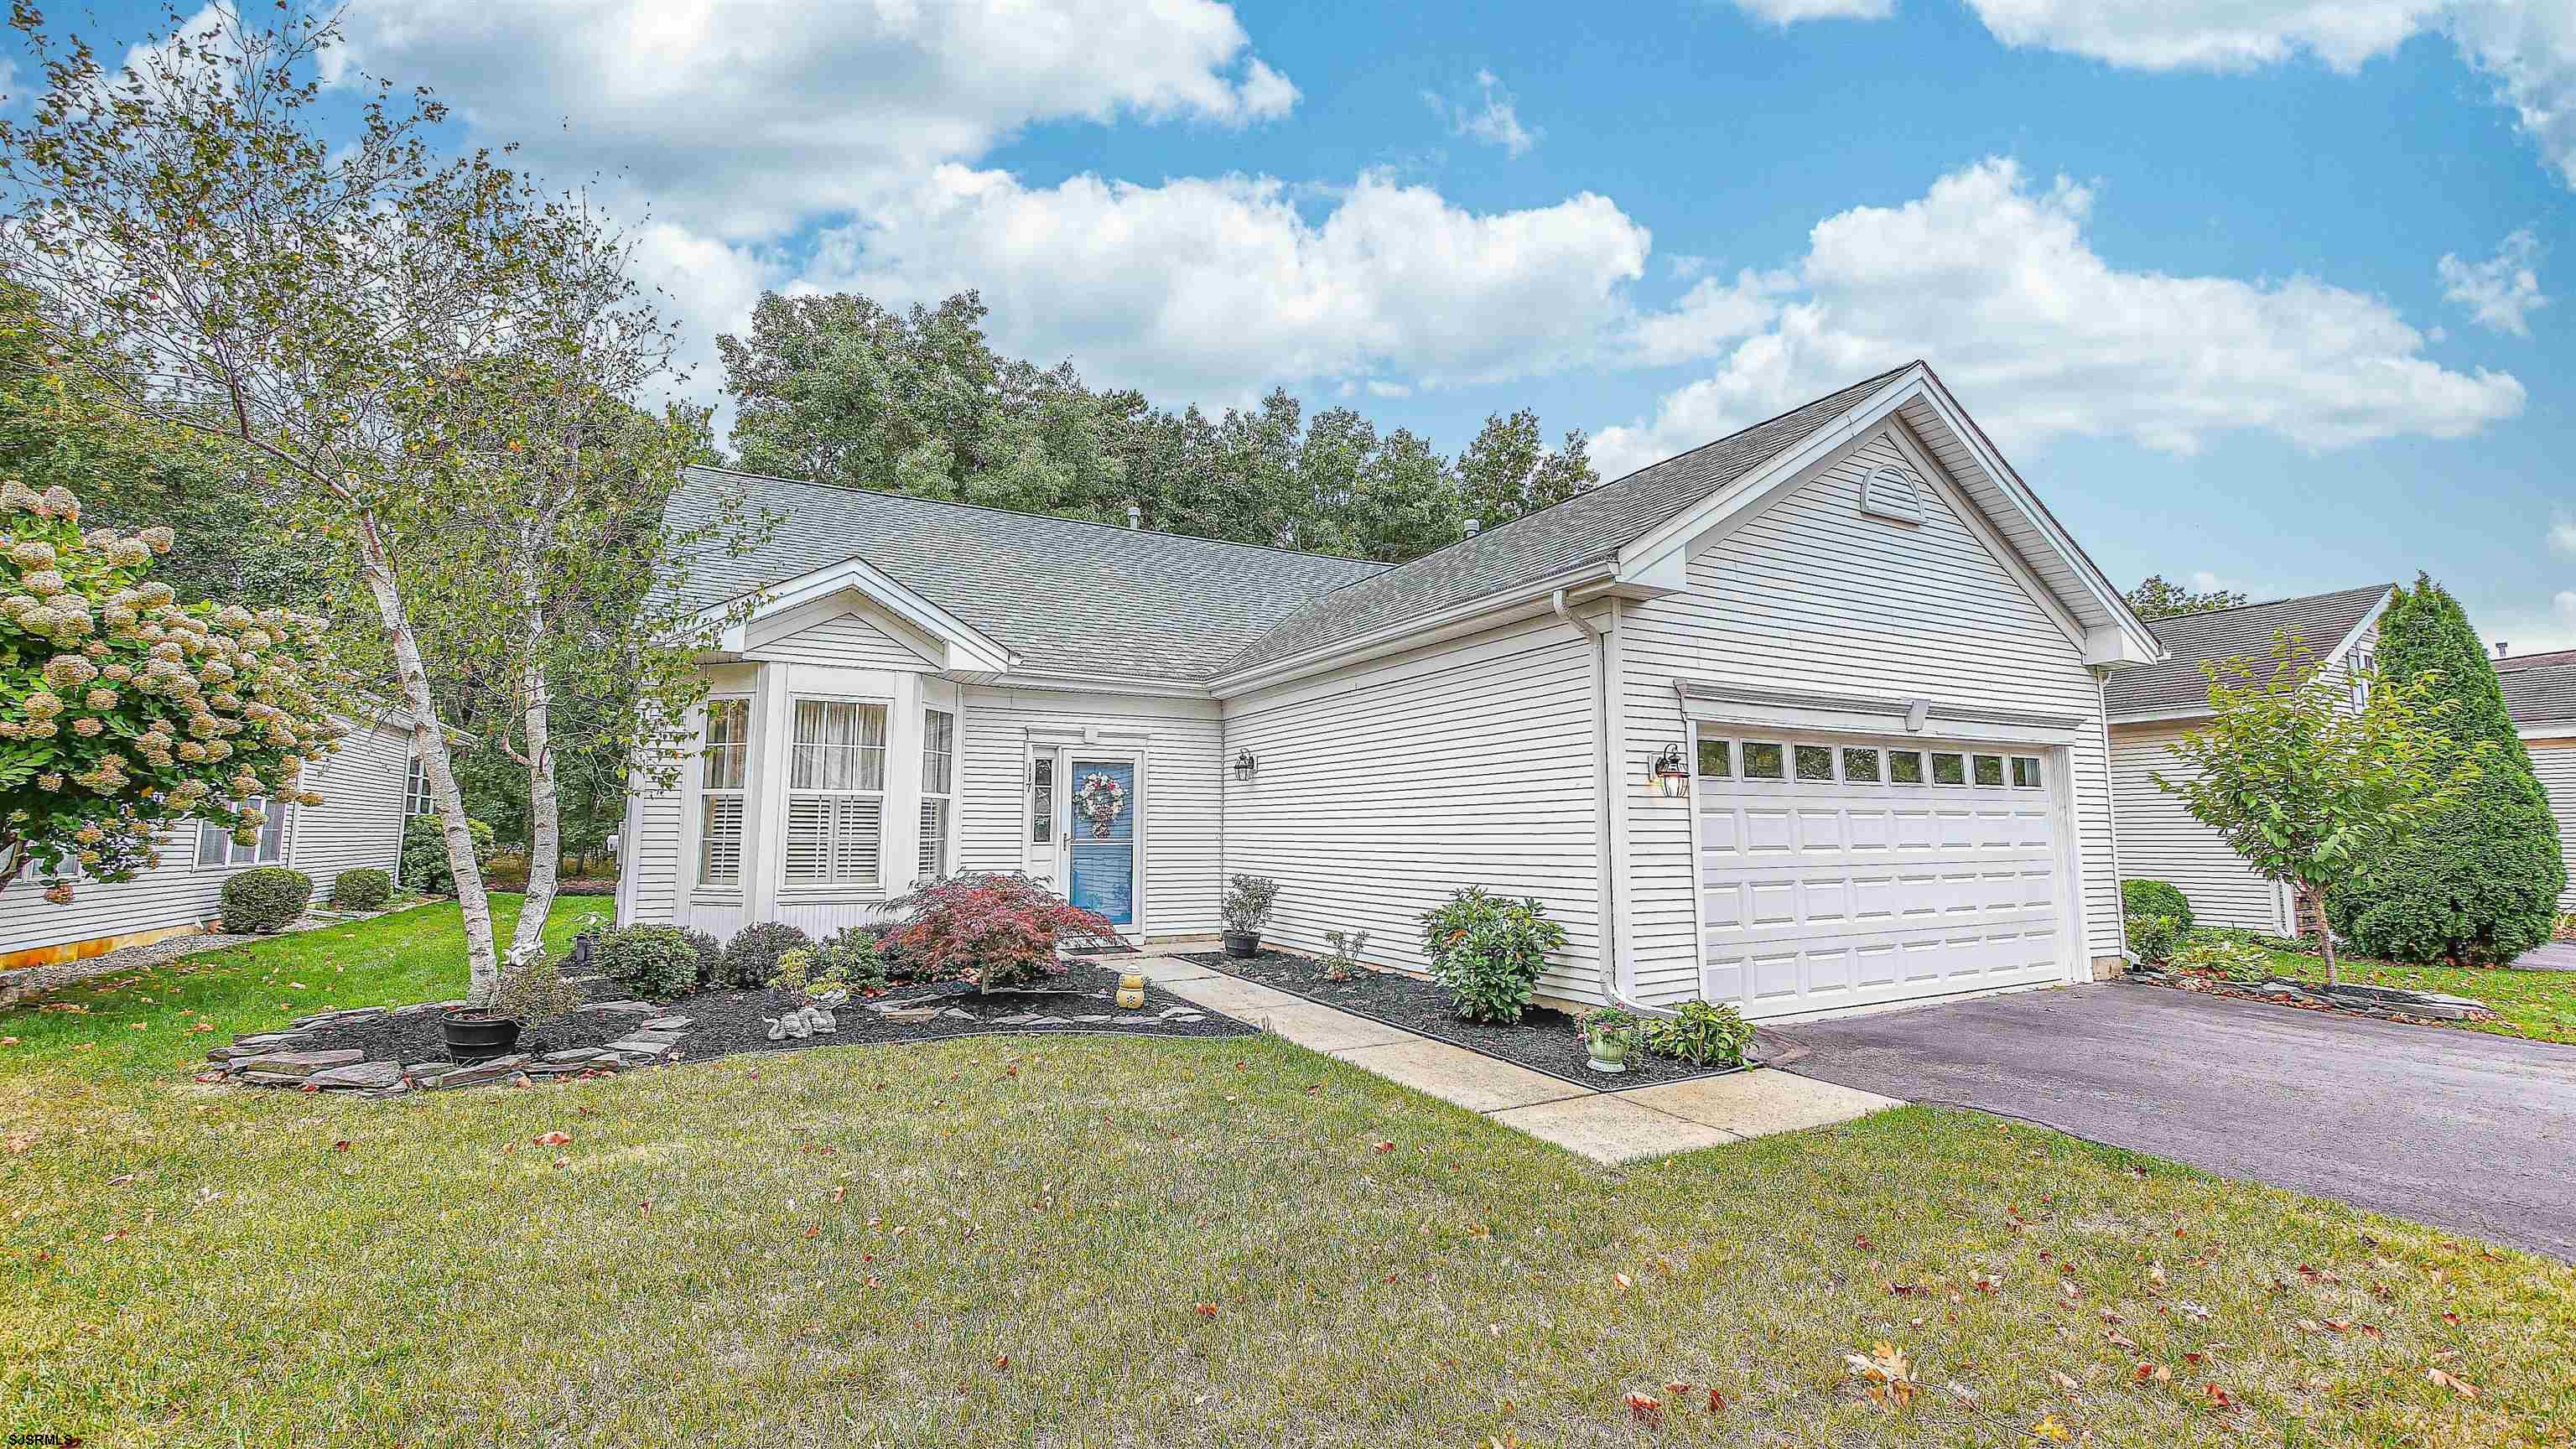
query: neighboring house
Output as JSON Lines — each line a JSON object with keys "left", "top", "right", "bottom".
{"left": 620, "top": 361, "right": 2164, "bottom": 1022}
{"left": 2496, "top": 653, "right": 2576, "bottom": 911}
{"left": 2104, "top": 585, "right": 2397, "bottom": 932}
{"left": 0, "top": 715, "right": 426, "bottom": 970}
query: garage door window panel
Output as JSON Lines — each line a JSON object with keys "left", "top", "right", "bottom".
{"left": 1888, "top": 750, "right": 1925, "bottom": 785}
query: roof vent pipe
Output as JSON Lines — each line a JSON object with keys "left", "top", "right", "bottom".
{"left": 1126, "top": 504, "right": 1141, "bottom": 530}
{"left": 1463, "top": 517, "right": 1482, "bottom": 538}
{"left": 2496, "top": 641, "right": 2509, "bottom": 660}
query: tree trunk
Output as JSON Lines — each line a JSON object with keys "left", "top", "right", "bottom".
{"left": 355, "top": 516, "right": 500, "bottom": 1001}
{"left": 510, "top": 564, "right": 561, "bottom": 962}
{"left": 2304, "top": 883, "right": 2340, "bottom": 989}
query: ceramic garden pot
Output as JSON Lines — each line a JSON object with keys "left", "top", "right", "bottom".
{"left": 1220, "top": 930, "right": 1261, "bottom": 959}
{"left": 441, "top": 1009, "right": 522, "bottom": 1063}
{"left": 1583, "top": 1024, "right": 1633, "bottom": 1075}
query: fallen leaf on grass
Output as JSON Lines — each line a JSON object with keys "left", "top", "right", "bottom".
{"left": 1193, "top": 1302, "right": 1218, "bottom": 1317}
{"left": 1623, "top": 1393, "right": 1662, "bottom": 1428}
{"left": 1371, "top": 1140, "right": 1394, "bottom": 1153}
{"left": 1613, "top": 1273, "right": 1633, "bottom": 1291}
{"left": 2202, "top": 1383, "right": 2235, "bottom": 1410}
{"left": 2428, "top": 1367, "right": 2477, "bottom": 1400}
{"left": 2133, "top": 1361, "right": 2172, "bottom": 1384}
{"left": 2048, "top": 1370, "right": 2079, "bottom": 1392}
{"left": 534, "top": 1131, "right": 572, "bottom": 1146}
{"left": 330, "top": 1140, "right": 351, "bottom": 1152}
{"left": 1846, "top": 1343, "right": 1918, "bottom": 1412}
{"left": 2030, "top": 1414, "right": 2071, "bottom": 1441}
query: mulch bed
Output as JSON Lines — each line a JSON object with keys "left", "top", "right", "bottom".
{"left": 2123, "top": 965, "right": 2496, "bottom": 1027}
{"left": 207, "top": 963, "right": 1253, "bottom": 1093}
{"left": 1183, "top": 948, "right": 1747, "bottom": 1088}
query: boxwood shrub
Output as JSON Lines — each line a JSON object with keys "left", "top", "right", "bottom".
{"left": 328, "top": 867, "right": 393, "bottom": 911}
{"left": 596, "top": 924, "right": 714, "bottom": 1000}
{"left": 221, "top": 866, "right": 313, "bottom": 933}
{"left": 399, "top": 814, "right": 495, "bottom": 896}
{"left": 2121, "top": 878, "right": 2193, "bottom": 932}
{"left": 716, "top": 922, "right": 813, "bottom": 989}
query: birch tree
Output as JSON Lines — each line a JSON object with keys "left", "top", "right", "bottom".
{"left": 0, "top": 2, "right": 544, "bottom": 998}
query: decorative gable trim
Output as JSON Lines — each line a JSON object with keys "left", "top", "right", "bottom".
{"left": 699, "top": 554, "right": 1015, "bottom": 673}
{"left": 1860, "top": 464, "right": 1926, "bottom": 524}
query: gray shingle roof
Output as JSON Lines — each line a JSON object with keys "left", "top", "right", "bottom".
{"left": 2106, "top": 585, "right": 2392, "bottom": 719}
{"left": 1215, "top": 362, "right": 1919, "bottom": 677}
{"left": 2498, "top": 647, "right": 2576, "bottom": 673}
{"left": 2502, "top": 662, "right": 2576, "bottom": 730}
{"left": 659, "top": 467, "right": 1389, "bottom": 683}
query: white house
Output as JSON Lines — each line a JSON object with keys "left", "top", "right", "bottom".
{"left": 2497, "top": 653, "right": 2576, "bottom": 911}
{"left": 618, "top": 361, "right": 2164, "bottom": 1021}
{"left": 0, "top": 715, "right": 424, "bottom": 971}
{"left": 2104, "top": 585, "right": 2394, "bottom": 932}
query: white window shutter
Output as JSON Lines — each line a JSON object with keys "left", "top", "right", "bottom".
{"left": 699, "top": 797, "right": 744, "bottom": 886}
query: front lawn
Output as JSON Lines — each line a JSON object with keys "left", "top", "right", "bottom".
{"left": 2258, "top": 948, "right": 2576, "bottom": 1046}
{"left": 3, "top": 906, "right": 2571, "bottom": 1446}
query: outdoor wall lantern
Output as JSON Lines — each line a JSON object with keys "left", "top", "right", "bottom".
{"left": 1651, "top": 742, "right": 1690, "bottom": 797}
{"left": 1233, "top": 749, "right": 1258, "bottom": 783}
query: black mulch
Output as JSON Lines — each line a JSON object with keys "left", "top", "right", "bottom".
{"left": 267, "top": 963, "right": 1253, "bottom": 1072}
{"left": 1182, "top": 949, "right": 1747, "bottom": 1088}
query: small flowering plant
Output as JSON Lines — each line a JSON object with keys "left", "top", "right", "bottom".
{"left": 0, "top": 477, "right": 345, "bottom": 901}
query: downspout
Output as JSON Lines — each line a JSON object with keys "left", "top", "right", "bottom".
{"left": 1554, "top": 587, "right": 1656, "bottom": 1015}
{"left": 2094, "top": 667, "right": 2130, "bottom": 971}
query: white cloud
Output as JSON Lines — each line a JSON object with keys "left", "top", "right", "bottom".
{"left": 1425, "top": 70, "right": 1538, "bottom": 156}
{"left": 332, "top": 0, "right": 1299, "bottom": 240}
{"left": 804, "top": 167, "right": 1652, "bottom": 401}
{"left": 1729, "top": 0, "right": 1898, "bottom": 22}
{"left": 2549, "top": 514, "right": 2576, "bottom": 553}
{"left": 1593, "top": 158, "right": 2526, "bottom": 477}
{"left": 2439, "top": 230, "right": 2547, "bottom": 335}
{"left": 1747, "top": 2, "right": 2576, "bottom": 188}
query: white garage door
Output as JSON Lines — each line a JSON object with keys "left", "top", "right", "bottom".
{"left": 1695, "top": 733, "right": 2069, "bottom": 1020}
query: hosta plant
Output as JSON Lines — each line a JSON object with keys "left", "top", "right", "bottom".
{"left": 1643, "top": 999, "right": 1755, "bottom": 1067}
{"left": 2170, "top": 933, "right": 2274, "bottom": 985}
{"left": 887, "top": 871, "right": 1119, "bottom": 992}
{"left": 1, "top": 478, "right": 343, "bottom": 900}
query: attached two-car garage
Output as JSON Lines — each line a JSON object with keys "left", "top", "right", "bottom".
{"left": 1690, "top": 729, "right": 2076, "bottom": 1020}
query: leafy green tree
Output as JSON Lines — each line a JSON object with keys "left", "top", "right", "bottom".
{"left": 0, "top": 476, "right": 343, "bottom": 899}
{"left": 1343, "top": 427, "right": 1463, "bottom": 563}
{"left": 2127, "top": 575, "right": 2249, "bottom": 620}
{"left": 1455, "top": 408, "right": 1597, "bottom": 532}
{"left": 2329, "top": 575, "right": 2566, "bottom": 963}
{"left": 2155, "top": 636, "right": 2477, "bottom": 986}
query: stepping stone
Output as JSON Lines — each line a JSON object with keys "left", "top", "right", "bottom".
{"left": 231, "top": 1031, "right": 310, "bottom": 1047}
{"left": 641, "top": 1015, "right": 692, "bottom": 1031}
{"left": 578, "top": 1000, "right": 660, "bottom": 1015}
{"left": 627, "top": 1028, "right": 687, "bottom": 1044}
{"left": 879, "top": 1006, "right": 944, "bottom": 1024}
{"left": 1072, "top": 1014, "right": 1113, "bottom": 1023}
{"left": 232, "top": 1049, "right": 364, "bottom": 1078}
{"left": 602, "top": 1037, "right": 674, "bottom": 1059}
{"left": 420, "top": 1062, "right": 523, "bottom": 1089}
{"left": 392, "top": 1000, "right": 467, "bottom": 1016}
{"left": 308, "top": 1060, "right": 402, "bottom": 1089}
{"left": 543, "top": 1048, "right": 610, "bottom": 1063}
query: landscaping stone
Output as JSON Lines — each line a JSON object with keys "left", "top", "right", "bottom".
{"left": 543, "top": 1048, "right": 610, "bottom": 1063}
{"left": 307, "top": 1060, "right": 402, "bottom": 1089}
{"left": 602, "top": 1037, "right": 677, "bottom": 1060}
{"left": 232, "top": 1048, "right": 364, "bottom": 1078}
{"left": 579, "top": 1000, "right": 660, "bottom": 1015}
{"left": 418, "top": 1057, "right": 528, "bottom": 1089}
{"left": 641, "top": 1015, "right": 692, "bottom": 1031}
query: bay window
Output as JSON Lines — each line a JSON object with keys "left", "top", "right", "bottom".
{"left": 698, "top": 697, "right": 750, "bottom": 888}
{"left": 918, "top": 707, "right": 954, "bottom": 881}
{"left": 784, "top": 698, "right": 886, "bottom": 889}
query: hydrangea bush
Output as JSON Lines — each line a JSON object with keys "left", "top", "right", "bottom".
{"left": 0, "top": 477, "right": 341, "bottom": 900}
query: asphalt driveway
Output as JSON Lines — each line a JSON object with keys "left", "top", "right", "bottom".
{"left": 1767, "top": 984, "right": 2576, "bottom": 1260}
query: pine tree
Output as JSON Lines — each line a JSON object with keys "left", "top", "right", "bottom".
{"left": 2330, "top": 574, "right": 2567, "bottom": 963}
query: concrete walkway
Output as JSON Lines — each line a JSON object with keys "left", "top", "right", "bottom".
{"left": 2511, "top": 940, "right": 2576, "bottom": 972}
{"left": 1134, "top": 951, "right": 1897, "bottom": 1164}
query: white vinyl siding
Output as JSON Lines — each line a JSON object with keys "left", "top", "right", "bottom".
{"left": 958, "top": 686, "right": 1225, "bottom": 936}
{"left": 1220, "top": 615, "right": 1603, "bottom": 999}
{"left": 2106, "top": 721, "right": 2292, "bottom": 932}
{"left": 1618, "top": 427, "right": 2121, "bottom": 1008}
{"left": 2526, "top": 739, "right": 2576, "bottom": 911}
{"left": 0, "top": 717, "right": 411, "bottom": 963}
{"left": 746, "top": 606, "right": 937, "bottom": 670}
{"left": 784, "top": 699, "right": 887, "bottom": 890}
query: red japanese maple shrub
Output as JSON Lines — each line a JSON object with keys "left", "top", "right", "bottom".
{"left": 886, "top": 871, "right": 1119, "bottom": 991}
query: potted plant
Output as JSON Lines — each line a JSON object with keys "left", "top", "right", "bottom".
{"left": 444, "top": 943, "right": 579, "bottom": 1062}
{"left": 1221, "top": 874, "right": 1281, "bottom": 958}
{"left": 1581, "top": 1007, "right": 1640, "bottom": 1075}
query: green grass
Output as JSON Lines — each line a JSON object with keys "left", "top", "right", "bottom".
{"left": 3, "top": 906, "right": 2572, "bottom": 1446}
{"left": 2259, "top": 948, "right": 2576, "bottom": 1046}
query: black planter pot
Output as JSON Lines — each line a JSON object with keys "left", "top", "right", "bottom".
{"left": 1220, "top": 930, "right": 1262, "bottom": 959}
{"left": 441, "top": 1010, "right": 522, "bottom": 1062}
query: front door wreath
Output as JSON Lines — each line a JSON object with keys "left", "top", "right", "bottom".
{"left": 1076, "top": 772, "right": 1130, "bottom": 839}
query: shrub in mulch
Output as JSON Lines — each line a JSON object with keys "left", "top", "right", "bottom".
{"left": 886, "top": 872, "right": 1119, "bottom": 991}
{"left": 221, "top": 866, "right": 313, "bottom": 932}
{"left": 329, "top": 868, "right": 393, "bottom": 911}
{"left": 1188, "top": 947, "right": 1746, "bottom": 1088}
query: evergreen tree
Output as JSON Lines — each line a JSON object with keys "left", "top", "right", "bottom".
{"left": 2329, "top": 574, "right": 2567, "bottom": 963}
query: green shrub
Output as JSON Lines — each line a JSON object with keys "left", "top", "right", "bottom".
{"left": 2125, "top": 913, "right": 2186, "bottom": 965}
{"left": 812, "top": 927, "right": 891, "bottom": 991}
{"left": 594, "top": 925, "right": 708, "bottom": 1000}
{"left": 2171, "top": 933, "right": 2274, "bottom": 984}
{"left": 716, "top": 922, "right": 813, "bottom": 990}
{"left": 328, "top": 867, "right": 393, "bottom": 911}
{"left": 493, "top": 944, "right": 584, "bottom": 1028}
{"left": 1643, "top": 1000, "right": 1755, "bottom": 1066}
{"left": 1419, "top": 886, "right": 1566, "bottom": 1024}
{"left": 2121, "top": 879, "right": 2194, "bottom": 932}
{"left": 2198, "top": 925, "right": 2314, "bottom": 956}
{"left": 770, "top": 948, "right": 814, "bottom": 995}
{"left": 1222, "top": 874, "right": 1281, "bottom": 935}
{"left": 399, "top": 814, "right": 494, "bottom": 896}
{"left": 2330, "top": 575, "right": 2568, "bottom": 963}
{"left": 220, "top": 866, "right": 312, "bottom": 932}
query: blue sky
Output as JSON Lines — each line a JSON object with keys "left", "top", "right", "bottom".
{"left": 20, "top": 1, "right": 2576, "bottom": 645}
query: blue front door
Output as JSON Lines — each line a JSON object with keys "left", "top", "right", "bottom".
{"left": 1066, "top": 759, "right": 1136, "bottom": 928}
